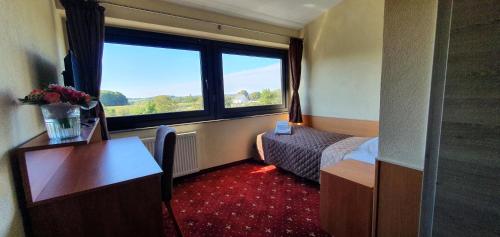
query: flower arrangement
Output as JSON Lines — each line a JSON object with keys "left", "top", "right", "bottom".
{"left": 19, "top": 84, "right": 94, "bottom": 108}
{"left": 19, "top": 84, "right": 97, "bottom": 139}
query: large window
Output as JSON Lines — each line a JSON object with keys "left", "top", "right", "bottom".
{"left": 102, "top": 27, "right": 288, "bottom": 130}
{"left": 101, "top": 44, "right": 204, "bottom": 117}
{"left": 222, "top": 54, "right": 283, "bottom": 108}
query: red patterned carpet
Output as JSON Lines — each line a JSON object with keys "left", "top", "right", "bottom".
{"left": 163, "top": 162, "right": 330, "bottom": 237}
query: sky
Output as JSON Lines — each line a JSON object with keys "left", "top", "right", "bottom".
{"left": 101, "top": 43, "right": 282, "bottom": 98}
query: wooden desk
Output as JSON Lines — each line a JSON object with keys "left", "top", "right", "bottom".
{"left": 320, "top": 160, "right": 375, "bottom": 237}
{"left": 14, "top": 122, "right": 163, "bottom": 237}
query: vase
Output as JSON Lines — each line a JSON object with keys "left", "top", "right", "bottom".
{"left": 41, "top": 103, "right": 81, "bottom": 140}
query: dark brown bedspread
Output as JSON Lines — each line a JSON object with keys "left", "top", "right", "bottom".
{"left": 262, "top": 125, "right": 350, "bottom": 182}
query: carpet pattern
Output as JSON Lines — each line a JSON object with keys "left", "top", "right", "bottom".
{"left": 163, "top": 162, "right": 330, "bottom": 237}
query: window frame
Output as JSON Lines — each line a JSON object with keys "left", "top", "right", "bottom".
{"left": 214, "top": 42, "right": 289, "bottom": 119}
{"left": 102, "top": 27, "right": 288, "bottom": 131}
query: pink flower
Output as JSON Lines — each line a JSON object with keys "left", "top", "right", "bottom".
{"left": 30, "top": 89, "right": 44, "bottom": 96}
{"left": 20, "top": 85, "right": 91, "bottom": 106}
{"left": 62, "top": 88, "right": 74, "bottom": 96}
{"left": 48, "top": 84, "right": 64, "bottom": 92}
{"left": 43, "top": 92, "right": 61, "bottom": 104}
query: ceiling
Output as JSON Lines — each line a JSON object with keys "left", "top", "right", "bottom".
{"left": 160, "top": 0, "right": 342, "bottom": 29}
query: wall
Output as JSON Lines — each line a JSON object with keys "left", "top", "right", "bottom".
{"left": 55, "top": 0, "right": 299, "bottom": 48}
{"left": 300, "top": 0, "right": 384, "bottom": 122}
{"left": 0, "top": 0, "right": 63, "bottom": 236}
{"left": 432, "top": 0, "right": 500, "bottom": 236}
{"left": 112, "top": 114, "right": 287, "bottom": 169}
{"left": 374, "top": 1, "right": 438, "bottom": 236}
{"left": 302, "top": 115, "right": 379, "bottom": 137}
{"left": 378, "top": 0, "right": 438, "bottom": 170}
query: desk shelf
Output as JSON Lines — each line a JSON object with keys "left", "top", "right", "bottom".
{"left": 17, "top": 119, "right": 101, "bottom": 152}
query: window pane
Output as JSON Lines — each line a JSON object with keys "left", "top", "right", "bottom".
{"left": 101, "top": 43, "right": 204, "bottom": 117}
{"left": 222, "top": 54, "right": 283, "bottom": 108}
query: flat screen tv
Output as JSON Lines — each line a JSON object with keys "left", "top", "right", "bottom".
{"left": 62, "top": 51, "right": 81, "bottom": 90}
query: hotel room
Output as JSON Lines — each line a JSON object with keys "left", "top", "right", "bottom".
{"left": 1, "top": 0, "right": 498, "bottom": 237}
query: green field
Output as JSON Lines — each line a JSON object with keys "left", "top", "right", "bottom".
{"left": 101, "top": 89, "right": 281, "bottom": 117}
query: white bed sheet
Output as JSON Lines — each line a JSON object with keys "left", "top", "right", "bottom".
{"left": 320, "top": 137, "right": 378, "bottom": 169}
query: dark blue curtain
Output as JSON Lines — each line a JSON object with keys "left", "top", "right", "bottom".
{"left": 288, "top": 38, "right": 303, "bottom": 123}
{"left": 60, "top": 0, "right": 110, "bottom": 139}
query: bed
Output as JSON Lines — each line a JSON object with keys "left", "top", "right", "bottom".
{"left": 256, "top": 125, "right": 377, "bottom": 182}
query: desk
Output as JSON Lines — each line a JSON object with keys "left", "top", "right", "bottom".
{"left": 320, "top": 160, "right": 375, "bottom": 237}
{"left": 14, "top": 121, "right": 163, "bottom": 237}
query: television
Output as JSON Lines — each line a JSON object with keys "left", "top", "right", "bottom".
{"left": 62, "top": 51, "right": 81, "bottom": 90}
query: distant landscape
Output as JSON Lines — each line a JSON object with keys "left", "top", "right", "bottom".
{"left": 101, "top": 89, "right": 282, "bottom": 117}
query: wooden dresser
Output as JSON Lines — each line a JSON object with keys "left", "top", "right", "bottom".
{"left": 13, "top": 120, "right": 163, "bottom": 237}
{"left": 320, "top": 160, "right": 375, "bottom": 237}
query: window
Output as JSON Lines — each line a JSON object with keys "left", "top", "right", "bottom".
{"left": 101, "top": 43, "right": 204, "bottom": 117}
{"left": 222, "top": 54, "right": 283, "bottom": 108}
{"left": 102, "top": 27, "right": 288, "bottom": 130}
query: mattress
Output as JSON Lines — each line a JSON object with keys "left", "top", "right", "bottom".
{"left": 260, "top": 126, "right": 351, "bottom": 182}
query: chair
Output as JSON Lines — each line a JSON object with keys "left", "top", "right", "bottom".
{"left": 154, "top": 125, "right": 182, "bottom": 236}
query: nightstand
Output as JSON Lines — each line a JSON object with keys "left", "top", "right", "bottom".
{"left": 320, "top": 160, "right": 375, "bottom": 237}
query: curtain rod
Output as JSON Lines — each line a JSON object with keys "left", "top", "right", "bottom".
{"left": 98, "top": 1, "right": 295, "bottom": 39}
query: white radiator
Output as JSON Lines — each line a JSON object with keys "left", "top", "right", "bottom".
{"left": 141, "top": 132, "right": 199, "bottom": 178}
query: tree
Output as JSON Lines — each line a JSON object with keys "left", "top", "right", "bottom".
{"left": 249, "top": 91, "right": 261, "bottom": 101}
{"left": 259, "top": 89, "right": 274, "bottom": 104}
{"left": 258, "top": 89, "right": 281, "bottom": 105}
{"left": 152, "top": 95, "right": 177, "bottom": 112}
{"left": 144, "top": 100, "right": 157, "bottom": 114}
{"left": 194, "top": 96, "right": 204, "bottom": 110}
{"left": 224, "top": 95, "right": 233, "bottom": 108}
{"left": 237, "top": 90, "right": 249, "bottom": 99}
{"left": 100, "top": 90, "right": 128, "bottom": 106}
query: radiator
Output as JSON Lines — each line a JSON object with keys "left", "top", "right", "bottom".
{"left": 141, "top": 132, "right": 199, "bottom": 178}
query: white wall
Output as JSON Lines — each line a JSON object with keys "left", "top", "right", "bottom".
{"left": 378, "top": 0, "right": 438, "bottom": 170}
{"left": 300, "top": 0, "right": 384, "bottom": 121}
{"left": 55, "top": 0, "right": 299, "bottom": 48}
{"left": 112, "top": 114, "right": 288, "bottom": 169}
{"left": 0, "top": 0, "right": 63, "bottom": 236}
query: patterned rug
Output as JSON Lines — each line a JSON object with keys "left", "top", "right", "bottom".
{"left": 163, "top": 162, "right": 329, "bottom": 237}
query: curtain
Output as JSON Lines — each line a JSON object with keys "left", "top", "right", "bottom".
{"left": 60, "top": 0, "right": 110, "bottom": 140}
{"left": 288, "top": 38, "right": 304, "bottom": 123}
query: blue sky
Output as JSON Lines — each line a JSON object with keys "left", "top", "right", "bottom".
{"left": 101, "top": 43, "right": 281, "bottom": 98}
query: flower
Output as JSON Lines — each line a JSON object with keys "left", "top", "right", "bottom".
{"left": 30, "top": 89, "right": 44, "bottom": 96}
{"left": 20, "top": 84, "right": 95, "bottom": 107}
{"left": 43, "top": 92, "right": 61, "bottom": 104}
{"left": 48, "top": 84, "right": 65, "bottom": 92}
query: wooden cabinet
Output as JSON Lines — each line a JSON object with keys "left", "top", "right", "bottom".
{"left": 13, "top": 120, "right": 163, "bottom": 237}
{"left": 320, "top": 160, "right": 375, "bottom": 237}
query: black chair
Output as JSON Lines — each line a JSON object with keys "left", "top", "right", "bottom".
{"left": 154, "top": 125, "right": 182, "bottom": 236}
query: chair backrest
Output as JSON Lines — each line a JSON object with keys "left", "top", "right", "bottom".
{"left": 154, "top": 125, "right": 176, "bottom": 202}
